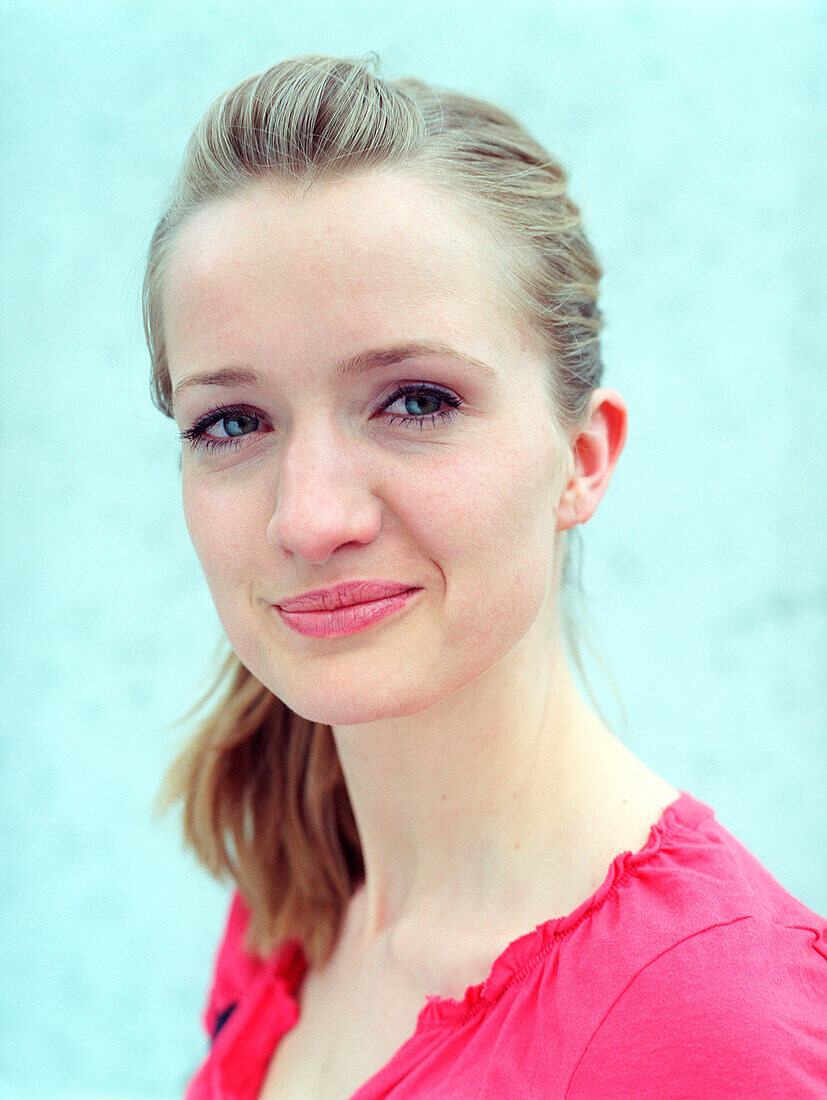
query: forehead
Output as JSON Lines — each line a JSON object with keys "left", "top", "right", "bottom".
{"left": 162, "top": 171, "right": 542, "bottom": 374}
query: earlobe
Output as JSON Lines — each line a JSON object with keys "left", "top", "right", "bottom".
{"left": 555, "top": 480, "right": 591, "bottom": 532}
{"left": 554, "top": 388, "right": 627, "bottom": 533}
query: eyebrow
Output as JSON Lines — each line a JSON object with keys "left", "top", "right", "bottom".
{"left": 170, "top": 341, "right": 499, "bottom": 409}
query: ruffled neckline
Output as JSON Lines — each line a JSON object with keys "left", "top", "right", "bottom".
{"left": 413, "top": 789, "right": 713, "bottom": 1028}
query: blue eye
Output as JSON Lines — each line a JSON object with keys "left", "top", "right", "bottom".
{"left": 179, "top": 405, "right": 265, "bottom": 453}
{"left": 380, "top": 384, "right": 462, "bottom": 430}
{"left": 179, "top": 384, "right": 463, "bottom": 453}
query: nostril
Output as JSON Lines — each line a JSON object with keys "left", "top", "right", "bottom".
{"left": 266, "top": 493, "right": 383, "bottom": 563}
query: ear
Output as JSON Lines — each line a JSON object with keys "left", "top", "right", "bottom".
{"left": 555, "top": 388, "right": 628, "bottom": 531}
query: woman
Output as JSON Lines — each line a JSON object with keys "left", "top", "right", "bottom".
{"left": 143, "top": 53, "right": 826, "bottom": 1099}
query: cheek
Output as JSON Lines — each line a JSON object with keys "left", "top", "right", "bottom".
{"left": 182, "top": 476, "right": 218, "bottom": 575}
{"left": 181, "top": 475, "right": 257, "bottom": 598}
{"left": 181, "top": 475, "right": 275, "bottom": 675}
{"left": 411, "top": 441, "right": 560, "bottom": 637}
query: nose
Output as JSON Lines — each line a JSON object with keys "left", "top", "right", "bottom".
{"left": 266, "top": 419, "right": 382, "bottom": 564}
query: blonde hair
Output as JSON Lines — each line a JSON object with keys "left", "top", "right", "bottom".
{"left": 144, "top": 52, "right": 621, "bottom": 967}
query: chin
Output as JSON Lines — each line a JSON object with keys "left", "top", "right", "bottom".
{"left": 249, "top": 656, "right": 445, "bottom": 727}
{"left": 282, "top": 682, "right": 438, "bottom": 728}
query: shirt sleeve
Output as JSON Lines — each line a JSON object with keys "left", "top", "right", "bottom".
{"left": 565, "top": 916, "right": 827, "bottom": 1099}
{"left": 202, "top": 890, "right": 267, "bottom": 1043}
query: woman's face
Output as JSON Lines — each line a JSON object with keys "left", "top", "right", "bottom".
{"left": 164, "top": 172, "right": 574, "bottom": 726}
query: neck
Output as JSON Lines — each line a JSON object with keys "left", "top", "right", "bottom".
{"left": 330, "top": 623, "right": 658, "bottom": 962}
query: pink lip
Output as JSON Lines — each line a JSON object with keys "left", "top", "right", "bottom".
{"left": 275, "top": 583, "right": 421, "bottom": 639}
{"left": 277, "top": 580, "right": 416, "bottom": 612}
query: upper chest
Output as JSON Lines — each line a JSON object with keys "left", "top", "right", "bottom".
{"left": 257, "top": 887, "right": 501, "bottom": 1100}
{"left": 256, "top": 961, "right": 430, "bottom": 1100}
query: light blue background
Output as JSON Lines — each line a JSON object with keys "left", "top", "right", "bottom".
{"left": 1, "top": 1, "right": 824, "bottom": 1096}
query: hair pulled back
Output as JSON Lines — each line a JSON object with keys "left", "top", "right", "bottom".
{"left": 144, "top": 52, "right": 609, "bottom": 966}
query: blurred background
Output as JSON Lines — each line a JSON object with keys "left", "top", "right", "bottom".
{"left": 1, "top": 0, "right": 824, "bottom": 1096}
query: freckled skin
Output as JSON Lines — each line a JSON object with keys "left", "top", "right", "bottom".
{"left": 163, "top": 172, "right": 579, "bottom": 728}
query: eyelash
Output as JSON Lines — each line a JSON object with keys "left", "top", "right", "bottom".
{"left": 179, "top": 384, "right": 464, "bottom": 454}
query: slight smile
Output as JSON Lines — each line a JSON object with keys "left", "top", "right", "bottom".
{"left": 274, "top": 587, "right": 422, "bottom": 638}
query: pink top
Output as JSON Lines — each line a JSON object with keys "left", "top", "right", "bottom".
{"left": 185, "top": 791, "right": 827, "bottom": 1098}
